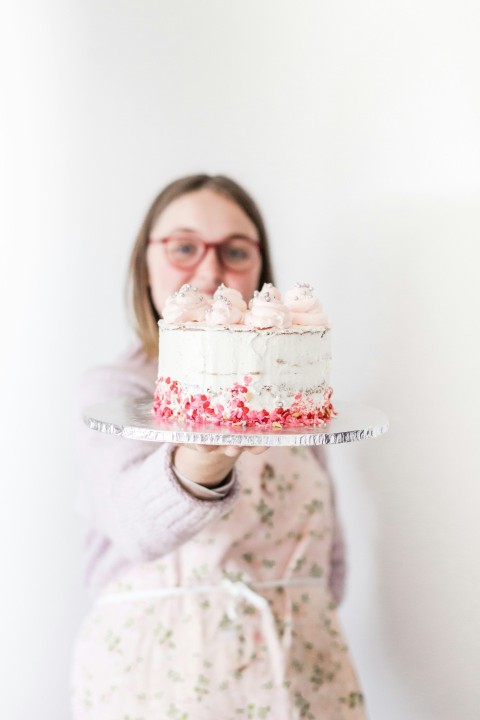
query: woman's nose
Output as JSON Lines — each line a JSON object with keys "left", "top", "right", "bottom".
{"left": 192, "top": 246, "right": 223, "bottom": 288}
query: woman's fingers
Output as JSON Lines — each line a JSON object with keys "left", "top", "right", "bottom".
{"left": 189, "top": 443, "right": 269, "bottom": 457}
{"left": 190, "top": 444, "right": 242, "bottom": 457}
{"left": 247, "top": 446, "right": 269, "bottom": 455}
{"left": 191, "top": 444, "right": 218, "bottom": 453}
{"left": 222, "top": 446, "right": 243, "bottom": 458}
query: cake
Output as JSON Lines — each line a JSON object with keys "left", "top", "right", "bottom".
{"left": 153, "top": 283, "right": 335, "bottom": 427}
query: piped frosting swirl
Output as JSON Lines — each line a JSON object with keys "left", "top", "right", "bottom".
{"left": 284, "top": 282, "right": 329, "bottom": 326}
{"left": 162, "top": 284, "right": 211, "bottom": 323}
{"left": 161, "top": 281, "right": 329, "bottom": 328}
{"left": 244, "top": 283, "right": 292, "bottom": 329}
{"left": 205, "top": 284, "right": 246, "bottom": 325}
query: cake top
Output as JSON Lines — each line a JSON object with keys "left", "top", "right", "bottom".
{"left": 161, "top": 282, "right": 330, "bottom": 329}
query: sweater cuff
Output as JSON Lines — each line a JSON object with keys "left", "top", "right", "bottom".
{"left": 172, "top": 464, "right": 235, "bottom": 500}
{"left": 165, "top": 444, "right": 238, "bottom": 503}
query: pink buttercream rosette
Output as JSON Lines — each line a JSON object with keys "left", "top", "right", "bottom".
{"left": 284, "top": 283, "right": 330, "bottom": 326}
{"left": 205, "top": 284, "right": 247, "bottom": 325}
{"left": 244, "top": 283, "right": 292, "bottom": 329}
{"left": 162, "top": 284, "right": 211, "bottom": 323}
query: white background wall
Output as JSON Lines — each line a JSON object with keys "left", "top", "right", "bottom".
{"left": 1, "top": 1, "right": 479, "bottom": 717}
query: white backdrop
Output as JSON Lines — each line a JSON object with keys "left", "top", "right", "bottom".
{"left": 1, "top": 1, "right": 479, "bottom": 718}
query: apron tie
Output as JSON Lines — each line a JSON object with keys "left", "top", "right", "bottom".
{"left": 221, "top": 578, "right": 269, "bottom": 620}
{"left": 96, "top": 576, "right": 325, "bottom": 606}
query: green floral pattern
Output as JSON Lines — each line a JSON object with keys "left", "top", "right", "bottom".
{"left": 71, "top": 448, "right": 366, "bottom": 719}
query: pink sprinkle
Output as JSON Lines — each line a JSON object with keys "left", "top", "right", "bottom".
{"left": 152, "top": 379, "right": 336, "bottom": 428}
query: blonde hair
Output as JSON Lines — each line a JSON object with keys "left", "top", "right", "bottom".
{"left": 127, "top": 174, "right": 275, "bottom": 358}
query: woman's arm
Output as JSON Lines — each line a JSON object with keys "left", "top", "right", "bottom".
{"left": 76, "top": 364, "right": 240, "bottom": 564}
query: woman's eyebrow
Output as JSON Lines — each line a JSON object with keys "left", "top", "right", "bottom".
{"left": 169, "top": 227, "right": 197, "bottom": 234}
{"left": 223, "top": 232, "right": 260, "bottom": 242}
{"left": 169, "top": 228, "right": 260, "bottom": 242}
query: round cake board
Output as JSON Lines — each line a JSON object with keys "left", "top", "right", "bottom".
{"left": 84, "top": 398, "right": 389, "bottom": 447}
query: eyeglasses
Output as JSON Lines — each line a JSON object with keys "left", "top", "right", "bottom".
{"left": 148, "top": 233, "right": 261, "bottom": 272}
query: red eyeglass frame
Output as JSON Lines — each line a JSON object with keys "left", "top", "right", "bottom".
{"left": 147, "top": 233, "right": 261, "bottom": 271}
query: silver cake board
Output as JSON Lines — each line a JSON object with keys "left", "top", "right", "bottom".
{"left": 84, "top": 398, "right": 389, "bottom": 447}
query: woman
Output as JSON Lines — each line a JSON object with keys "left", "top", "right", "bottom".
{"left": 71, "top": 174, "right": 366, "bottom": 719}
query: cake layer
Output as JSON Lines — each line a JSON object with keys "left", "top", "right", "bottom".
{"left": 154, "top": 322, "right": 334, "bottom": 426}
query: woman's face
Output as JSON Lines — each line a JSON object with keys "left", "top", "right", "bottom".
{"left": 146, "top": 188, "right": 263, "bottom": 315}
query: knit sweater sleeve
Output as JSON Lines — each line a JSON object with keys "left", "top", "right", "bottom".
{"left": 75, "top": 362, "right": 239, "bottom": 564}
{"left": 310, "top": 446, "right": 347, "bottom": 606}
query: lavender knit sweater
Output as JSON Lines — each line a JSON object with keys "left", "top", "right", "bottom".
{"left": 74, "top": 344, "right": 347, "bottom": 603}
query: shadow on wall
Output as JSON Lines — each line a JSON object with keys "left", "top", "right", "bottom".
{"left": 352, "top": 197, "right": 479, "bottom": 720}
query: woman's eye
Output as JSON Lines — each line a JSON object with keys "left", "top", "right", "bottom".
{"left": 225, "top": 246, "right": 249, "bottom": 261}
{"left": 173, "top": 242, "right": 197, "bottom": 255}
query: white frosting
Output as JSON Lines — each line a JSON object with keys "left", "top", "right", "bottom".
{"left": 157, "top": 322, "right": 331, "bottom": 413}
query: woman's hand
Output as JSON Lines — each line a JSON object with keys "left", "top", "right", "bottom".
{"left": 174, "top": 443, "right": 268, "bottom": 489}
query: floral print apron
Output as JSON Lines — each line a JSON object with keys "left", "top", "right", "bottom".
{"left": 71, "top": 447, "right": 367, "bottom": 719}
